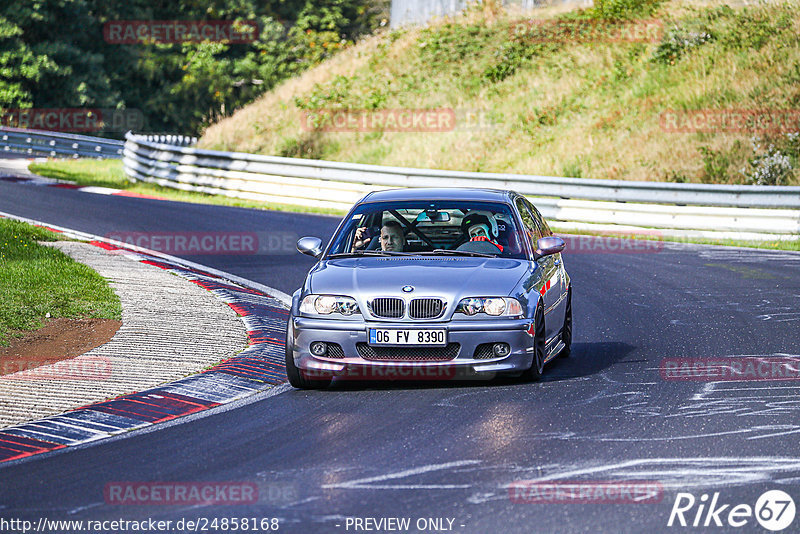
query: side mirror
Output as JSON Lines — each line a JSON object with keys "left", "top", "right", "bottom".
{"left": 297, "top": 237, "right": 323, "bottom": 259}
{"left": 535, "top": 236, "right": 566, "bottom": 259}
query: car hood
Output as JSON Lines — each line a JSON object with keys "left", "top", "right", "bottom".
{"left": 307, "top": 256, "right": 531, "bottom": 301}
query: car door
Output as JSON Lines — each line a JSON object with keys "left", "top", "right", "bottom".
{"left": 518, "top": 198, "right": 564, "bottom": 340}
{"left": 515, "top": 198, "right": 560, "bottom": 342}
{"left": 524, "top": 199, "right": 568, "bottom": 340}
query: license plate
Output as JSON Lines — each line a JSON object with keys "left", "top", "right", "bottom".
{"left": 368, "top": 328, "right": 447, "bottom": 346}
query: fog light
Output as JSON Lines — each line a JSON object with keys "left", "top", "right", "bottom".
{"left": 310, "top": 342, "right": 328, "bottom": 356}
{"left": 493, "top": 343, "right": 511, "bottom": 357}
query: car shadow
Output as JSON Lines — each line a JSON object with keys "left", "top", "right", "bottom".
{"left": 323, "top": 341, "right": 636, "bottom": 391}
{"left": 540, "top": 341, "right": 637, "bottom": 383}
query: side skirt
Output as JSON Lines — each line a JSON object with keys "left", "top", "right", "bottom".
{"left": 544, "top": 336, "right": 565, "bottom": 364}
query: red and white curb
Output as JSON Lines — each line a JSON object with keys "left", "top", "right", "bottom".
{"left": 0, "top": 172, "right": 167, "bottom": 200}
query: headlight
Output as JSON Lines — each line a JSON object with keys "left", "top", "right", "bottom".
{"left": 459, "top": 297, "right": 484, "bottom": 316}
{"left": 300, "top": 295, "right": 361, "bottom": 316}
{"left": 455, "top": 297, "right": 523, "bottom": 317}
{"left": 483, "top": 298, "right": 506, "bottom": 316}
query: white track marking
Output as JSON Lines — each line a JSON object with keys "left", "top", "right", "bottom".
{"left": 322, "top": 460, "right": 482, "bottom": 490}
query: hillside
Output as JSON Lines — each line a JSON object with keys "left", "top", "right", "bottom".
{"left": 199, "top": 0, "right": 800, "bottom": 185}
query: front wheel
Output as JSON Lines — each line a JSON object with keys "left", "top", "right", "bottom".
{"left": 285, "top": 318, "right": 331, "bottom": 390}
{"left": 521, "top": 305, "right": 545, "bottom": 382}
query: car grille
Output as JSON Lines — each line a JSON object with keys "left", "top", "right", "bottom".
{"left": 474, "top": 343, "right": 496, "bottom": 360}
{"left": 326, "top": 343, "right": 345, "bottom": 359}
{"left": 356, "top": 343, "right": 460, "bottom": 361}
{"left": 369, "top": 297, "right": 405, "bottom": 318}
{"left": 408, "top": 298, "right": 445, "bottom": 319}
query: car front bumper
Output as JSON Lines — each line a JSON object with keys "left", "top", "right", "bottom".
{"left": 289, "top": 316, "right": 536, "bottom": 381}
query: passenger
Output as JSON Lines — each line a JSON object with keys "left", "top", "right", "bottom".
{"left": 353, "top": 220, "right": 406, "bottom": 252}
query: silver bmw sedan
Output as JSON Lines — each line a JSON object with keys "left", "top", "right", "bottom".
{"left": 287, "top": 188, "right": 572, "bottom": 389}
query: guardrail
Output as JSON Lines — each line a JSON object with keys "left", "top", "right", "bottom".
{"left": 0, "top": 126, "right": 124, "bottom": 159}
{"left": 123, "top": 132, "right": 800, "bottom": 240}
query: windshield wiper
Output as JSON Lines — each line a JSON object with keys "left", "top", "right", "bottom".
{"left": 421, "top": 249, "right": 496, "bottom": 258}
{"left": 328, "top": 250, "right": 410, "bottom": 258}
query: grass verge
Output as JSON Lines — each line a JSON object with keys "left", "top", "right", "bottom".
{"left": 28, "top": 159, "right": 348, "bottom": 217}
{"left": 0, "top": 218, "right": 122, "bottom": 346}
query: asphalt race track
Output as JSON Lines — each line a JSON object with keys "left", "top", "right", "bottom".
{"left": 1, "top": 179, "right": 799, "bottom": 533}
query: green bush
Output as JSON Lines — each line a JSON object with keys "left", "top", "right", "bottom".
{"left": 651, "top": 26, "right": 713, "bottom": 65}
{"left": 483, "top": 41, "right": 533, "bottom": 83}
{"left": 587, "top": 0, "right": 665, "bottom": 21}
{"left": 741, "top": 135, "right": 797, "bottom": 186}
{"left": 562, "top": 157, "right": 587, "bottom": 178}
{"left": 278, "top": 133, "right": 327, "bottom": 159}
{"left": 418, "top": 22, "right": 499, "bottom": 65}
{"left": 698, "top": 146, "right": 731, "bottom": 184}
{"left": 689, "top": 5, "right": 795, "bottom": 52}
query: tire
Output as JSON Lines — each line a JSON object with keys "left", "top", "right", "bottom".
{"left": 521, "top": 305, "right": 546, "bottom": 382}
{"left": 285, "top": 318, "right": 331, "bottom": 390}
{"left": 558, "top": 287, "right": 572, "bottom": 359}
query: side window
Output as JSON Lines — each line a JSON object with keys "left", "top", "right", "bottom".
{"left": 515, "top": 198, "right": 542, "bottom": 248}
{"left": 524, "top": 199, "right": 552, "bottom": 237}
{"left": 540, "top": 218, "right": 553, "bottom": 237}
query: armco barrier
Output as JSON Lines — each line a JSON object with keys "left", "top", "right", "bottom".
{"left": 123, "top": 132, "right": 800, "bottom": 240}
{"left": 0, "top": 126, "right": 125, "bottom": 159}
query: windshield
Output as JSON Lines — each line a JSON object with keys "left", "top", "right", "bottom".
{"left": 326, "top": 200, "right": 528, "bottom": 260}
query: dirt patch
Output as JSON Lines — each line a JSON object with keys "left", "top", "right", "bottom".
{"left": 0, "top": 318, "right": 121, "bottom": 376}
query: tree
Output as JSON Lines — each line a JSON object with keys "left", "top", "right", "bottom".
{"left": 0, "top": 0, "right": 388, "bottom": 135}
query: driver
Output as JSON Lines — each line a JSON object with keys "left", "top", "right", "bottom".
{"left": 461, "top": 212, "right": 503, "bottom": 252}
{"left": 353, "top": 220, "right": 406, "bottom": 252}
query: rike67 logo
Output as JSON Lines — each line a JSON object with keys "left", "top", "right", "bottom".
{"left": 668, "top": 490, "right": 795, "bottom": 531}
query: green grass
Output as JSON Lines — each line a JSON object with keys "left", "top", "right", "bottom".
{"left": 200, "top": 0, "right": 800, "bottom": 185}
{"left": 0, "top": 218, "right": 122, "bottom": 346}
{"left": 28, "top": 159, "right": 348, "bottom": 217}
{"left": 29, "top": 159, "right": 130, "bottom": 189}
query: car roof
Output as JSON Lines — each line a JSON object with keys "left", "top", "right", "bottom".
{"left": 359, "top": 188, "right": 516, "bottom": 204}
